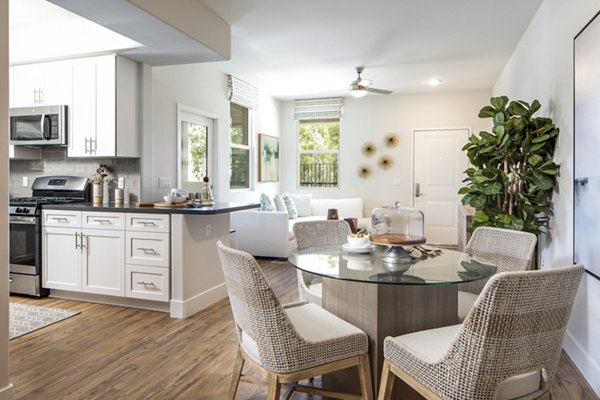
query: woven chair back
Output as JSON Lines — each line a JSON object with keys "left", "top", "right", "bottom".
{"left": 466, "top": 227, "right": 537, "bottom": 271}
{"left": 451, "top": 264, "right": 584, "bottom": 398}
{"left": 294, "top": 220, "right": 352, "bottom": 250}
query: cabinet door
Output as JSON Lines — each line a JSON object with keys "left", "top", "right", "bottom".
{"left": 9, "top": 66, "right": 14, "bottom": 107}
{"left": 42, "top": 227, "right": 82, "bottom": 291}
{"left": 42, "top": 60, "right": 72, "bottom": 105}
{"left": 82, "top": 228, "right": 125, "bottom": 296}
{"left": 12, "top": 63, "right": 44, "bottom": 107}
{"left": 69, "top": 58, "right": 96, "bottom": 157}
{"left": 94, "top": 55, "right": 117, "bottom": 157}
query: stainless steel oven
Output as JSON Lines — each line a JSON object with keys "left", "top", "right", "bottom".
{"left": 9, "top": 212, "right": 46, "bottom": 296}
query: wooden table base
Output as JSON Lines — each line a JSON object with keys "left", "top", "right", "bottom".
{"left": 322, "top": 278, "right": 458, "bottom": 400}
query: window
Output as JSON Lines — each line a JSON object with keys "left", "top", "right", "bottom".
{"left": 177, "top": 104, "right": 213, "bottom": 194}
{"left": 298, "top": 119, "right": 340, "bottom": 188}
{"left": 230, "top": 103, "right": 250, "bottom": 189}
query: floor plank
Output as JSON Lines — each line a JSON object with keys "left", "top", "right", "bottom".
{"left": 9, "top": 258, "right": 598, "bottom": 399}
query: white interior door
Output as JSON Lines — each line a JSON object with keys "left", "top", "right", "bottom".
{"left": 413, "top": 128, "right": 470, "bottom": 245}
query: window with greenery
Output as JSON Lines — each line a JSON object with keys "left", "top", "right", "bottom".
{"left": 230, "top": 103, "right": 250, "bottom": 189}
{"left": 298, "top": 119, "right": 340, "bottom": 187}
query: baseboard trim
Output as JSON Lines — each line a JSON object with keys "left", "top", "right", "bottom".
{"left": 170, "top": 283, "right": 228, "bottom": 319}
{"left": 563, "top": 331, "right": 600, "bottom": 397}
{"left": 0, "top": 383, "right": 14, "bottom": 400}
{"left": 50, "top": 290, "right": 170, "bottom": 313}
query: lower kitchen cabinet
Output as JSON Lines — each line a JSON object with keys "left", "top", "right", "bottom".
{"left": 42, "top": 210, "right": 170, "bottom": 302}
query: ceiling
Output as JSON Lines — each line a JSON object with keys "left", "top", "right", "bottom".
{"left": 10, "top": 0, "right": 543, "bottom": 100}
{"left": 198, "top": 0, "right": 543, "bottom": 99}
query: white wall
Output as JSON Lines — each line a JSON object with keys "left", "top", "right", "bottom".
{"left": 280, "top": 90, "right": 491, "bottom": 214}
{"left": 0, "top": 0, "right": 12, "bottom": 398}
{"left": 144, "top": 63, "right": 281, "bottom": 203}
{"left": 494, "top": 0, "right": 600, "bottom": 394}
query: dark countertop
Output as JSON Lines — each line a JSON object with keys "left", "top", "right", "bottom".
{"left": 41, "top": 202, "right": 259, "bottom": 215}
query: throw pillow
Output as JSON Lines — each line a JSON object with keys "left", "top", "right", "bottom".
{"left": 285, "top": 193, "right": 312, "bottom": 217}
{"left": 273, "top": 194, "right": 287, "bottom": 212}
{"left": 259, "top": 193, "right": 276, "bottom": 212}
{"left": 281, "top": 194, "right": 298, "bottom": 219}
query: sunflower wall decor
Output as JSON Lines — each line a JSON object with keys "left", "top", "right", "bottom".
{"left": 361, "top": 141, "right": 377, "bottom": 156}
{"left": 378, "top": 155, "right": 394, "bottom": 170}
{"left": 384, "top": 133, "right": 399, "bottom": 148}
{"left": 357, "top": 165, "right": 373, "bottom": 178}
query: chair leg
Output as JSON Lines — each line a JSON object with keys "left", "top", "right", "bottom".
{"left": 227, "top": 348, "right": 245, "bottom": 400}
{"left": 357, "top": 353, "right": 374, "bottom": 400}
{"left": 267, "top": 374, "right": 281, "bottom": 400}
{"left": 377, "top": 360, "right": 395, "bottom": 400}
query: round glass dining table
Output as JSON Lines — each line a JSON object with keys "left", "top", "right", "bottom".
{"left": 288, "top": 244, "right": 497, "bottom": 399}
{"left": 288, "top": 245, "right": 497, "bottom": 285}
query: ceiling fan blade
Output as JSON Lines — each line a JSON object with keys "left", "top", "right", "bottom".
{"left": 358, "top": 78, "right": 371, "bottom": 86}
{"left": 367, "top": 87, "right": 393, "bottom": 95}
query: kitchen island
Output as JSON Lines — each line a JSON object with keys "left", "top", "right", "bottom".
{"left": 41, "top": 202, "right": 258, "bottom": 318}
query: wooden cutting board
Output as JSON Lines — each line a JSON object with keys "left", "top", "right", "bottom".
{"left": 153, "top": 201, "right": 187, "bottom": 208}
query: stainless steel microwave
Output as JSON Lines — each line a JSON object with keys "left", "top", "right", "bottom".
{"left": 10, "top": 105, "right": 68, "bottom": 146}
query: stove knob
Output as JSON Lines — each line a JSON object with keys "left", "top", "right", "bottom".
{"left": 22, "top": 208, "right": 30, "bottom": 214}
{"left": 15, "top": 207, "right": 22, "bottom": 213}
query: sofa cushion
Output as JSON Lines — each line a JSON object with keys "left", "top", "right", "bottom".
{"left": 273, "top": 194, "right": 287, "bottom": 213}
{"left": 311, "top": 198, "right": 363, "bottom": 219}
{"left": 285, "top": 193, "right": 312, "bottom": 217}
{"left": 282, "top": 194, "right": 298, "bottom": 219}
{"left": 259, "top": 193, "right": 276, "bottom": 211}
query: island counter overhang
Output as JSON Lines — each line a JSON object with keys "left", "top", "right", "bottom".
{"left": 41, "top": 202, "right": 259, "bottom": 318}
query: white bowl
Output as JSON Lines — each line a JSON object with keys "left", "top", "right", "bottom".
{"left": 347, "top": 235, "right": 369, "bottom": 247}
{"left": 163, "top": 195, "right": 186, "bottom": 204}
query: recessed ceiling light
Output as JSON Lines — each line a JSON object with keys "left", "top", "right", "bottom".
{"left": 428, "top": 78, "right": 442, "bottom": 87}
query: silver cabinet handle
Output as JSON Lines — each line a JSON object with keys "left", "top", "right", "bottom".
{"left": 85, "top": 138, "right": 90, "bottom": 154}
{"left": 75, "top": 232, "right": 79, "bottom": 249}
{"left": 93, "top": 219, "right": 111, "bottom": 224}
{"left": 81, "top": 233, "right": 87, "bottom": 249}
{"left": 137, "top": 247, "right": 158, "bottom": 255}
{"left": 137, "top": 281, "right": 158, "bottom": 289}
{"left": 137, "top": 221, "right": 157, "bottom": 227}
{"left": 90, "top": 138, "right": 97, "bottom": 154}
{"left": 52, "top": 217, "right": 69, "bottom": 222}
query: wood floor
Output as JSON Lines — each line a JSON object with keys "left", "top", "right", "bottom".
{"left": 9, "top": 258, "right": 598, "bottom": 400}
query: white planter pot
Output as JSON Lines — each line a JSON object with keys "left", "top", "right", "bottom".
{"left": 93, "top": 184, "right": 103, "bottom": 203}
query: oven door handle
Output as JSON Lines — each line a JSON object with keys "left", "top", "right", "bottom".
{"left": 9, "top": 217, "right": 37, "bottom": 225}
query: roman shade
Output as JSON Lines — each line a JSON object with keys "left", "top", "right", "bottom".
{"left": 228, "top": 75, "right": 259, "bottom": 109}
{"left": 294, "top": 97, "right": 343, "bottom": 120}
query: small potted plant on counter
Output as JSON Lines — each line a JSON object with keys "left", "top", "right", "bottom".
{"left": 90, "top": 164, "right": 115, "bottom": 203}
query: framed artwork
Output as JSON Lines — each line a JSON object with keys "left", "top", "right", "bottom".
{"left": 258, "top": 133, "right": 280, "bottom": 182}
{"left": 574, "top": 10, "right": 600, "bottom": 280}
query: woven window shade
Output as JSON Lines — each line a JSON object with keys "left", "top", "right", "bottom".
{"left": 228, "top": 75, "right": 259, "bottom": 109}
{"left": 294, "top": 97, "right": 343, "bottom": 120}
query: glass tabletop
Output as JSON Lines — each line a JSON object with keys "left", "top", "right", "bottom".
{"left": 288, "top": 245, "right": 498, "bottom": 285}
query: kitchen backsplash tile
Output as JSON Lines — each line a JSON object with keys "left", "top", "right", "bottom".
{"left": 9, "top": 149, "right": 141, "bottom": 202}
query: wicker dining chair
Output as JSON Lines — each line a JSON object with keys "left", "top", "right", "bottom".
{"left": 458, "top": 227, "right": 537, "bottom": 321}
{"left": 378, "top": 264, "right": 584, "bottom": 400}
{"left": 216, "top": 241, "right": 373, "bottom": 400}
{"left": 293, "top": 220, "right": 352, "bottom": 306}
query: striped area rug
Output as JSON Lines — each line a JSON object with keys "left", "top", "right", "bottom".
{"left": 9, "top": 302, "right": 79, "bottom": 340}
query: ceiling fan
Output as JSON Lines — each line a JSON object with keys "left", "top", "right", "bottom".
{"left": 349, "top": 66, "right": 393, "bottom": 97}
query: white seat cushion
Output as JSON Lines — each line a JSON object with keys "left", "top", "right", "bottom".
{"left": 386, "top": 324, "right": 542, "bottom": 399}
{"left": 458, "top": 290, "right": 478, "bottom": 321}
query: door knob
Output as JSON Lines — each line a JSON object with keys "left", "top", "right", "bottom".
{"left": 415, "top": 182, "right": 423, "bottom": 197}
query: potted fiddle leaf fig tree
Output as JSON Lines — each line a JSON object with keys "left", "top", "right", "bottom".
{"left": 459, "top": 96, "right": 560, "bottom": 235}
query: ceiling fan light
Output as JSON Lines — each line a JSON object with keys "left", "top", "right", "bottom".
{"left": 350, "top": 84, "right": 368, "bottom": 98}
{"left": 428, "top": 78, "right": 442, "bottom": 87}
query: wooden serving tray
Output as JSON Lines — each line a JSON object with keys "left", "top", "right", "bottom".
{"left": 153, "top": 201, "right": 187, "bottom": 208}
{"left": 370, "top": 233, "right": 426, "bottom": 245}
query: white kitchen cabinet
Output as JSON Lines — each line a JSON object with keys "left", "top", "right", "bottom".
{"left": 42, "top": 210, "right": 125, "bottom": 296}
{"left": 11, "top": 60, "right": 72, "bottom": 107}
{"left": 69, "top": 54, "right": 139, "bottom": 157}
{"left": 42, "top": 226, "right": 82, "bottom": 291}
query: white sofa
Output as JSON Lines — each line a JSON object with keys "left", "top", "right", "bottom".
{"left": 231, "top": 198, "right": 368, "bottom": 258}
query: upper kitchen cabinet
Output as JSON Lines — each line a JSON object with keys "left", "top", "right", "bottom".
{"left": 11, "top": 59, "right": 72, "bottom": 107}
{"left": 69, "top": 54, "right": 140, "bottom": 158}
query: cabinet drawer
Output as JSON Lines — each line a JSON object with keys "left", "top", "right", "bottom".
{"left": 82, "top": 212, "right": 125, "bottom": 230}
{"left": 125, "top": 265, "right": 169, "bottom": 302}
{"left": 126, "top": 213, "right": 170, "bottom": 233}
{"left": 42, "top": 210, "right": 81, "bottom": 227}
{"left": 126, "top": 232, "right": 170, "bottom": 267}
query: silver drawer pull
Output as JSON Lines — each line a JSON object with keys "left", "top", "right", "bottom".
{"left": 52, "top": 217, "right": 69, "bottom": 222}
{"left": 93, "top": 219, "right": 112, "bottom": 224}
{"left": 137, "top": 221, "right": 157, "bottom": 227}
{"left": 137, "top": 281, "right": 158, "bottom": 289}
{"left": 137, "top": 247, "right": 158, "bottom": 255}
